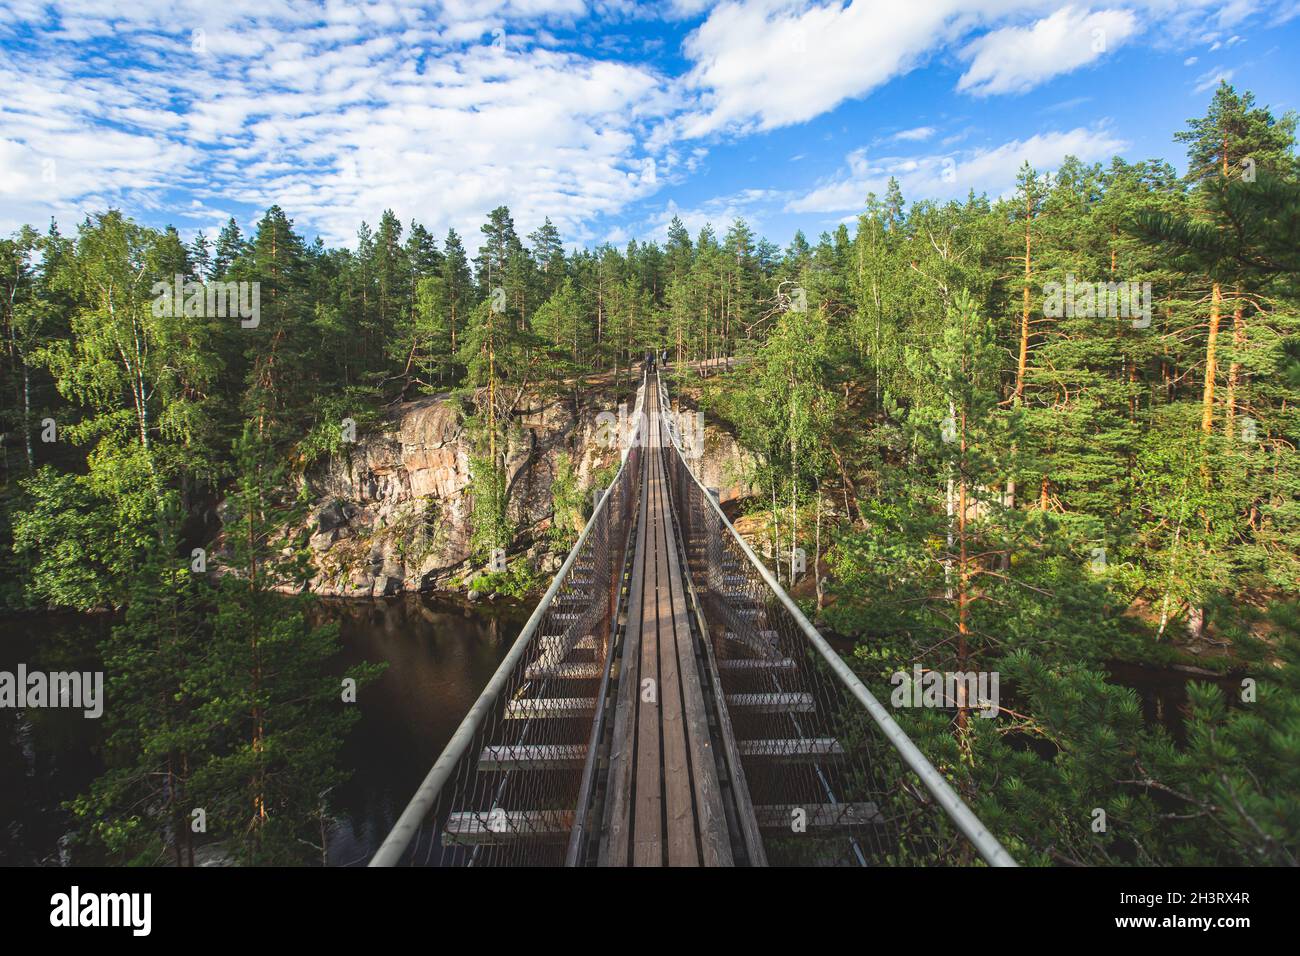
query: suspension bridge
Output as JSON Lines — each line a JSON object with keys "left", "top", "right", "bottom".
{"left": 370, "top": 372, "right": 1015, "bottom": 867}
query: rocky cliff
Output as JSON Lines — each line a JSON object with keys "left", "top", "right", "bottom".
{"left": 292, "top": 383, "right": 753, "bottom": 597}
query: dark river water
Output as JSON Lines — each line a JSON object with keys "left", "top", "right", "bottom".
{"left": 2, "top": 597, "right": 1237, "bottom": 866}
{"left": 319, "top": 595, "right": 528, "bottom": 866}
{"left": 0, "top": 595, "right": 528, "bottom": 867}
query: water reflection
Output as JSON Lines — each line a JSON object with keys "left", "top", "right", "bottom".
{"left": 0, "top": 597, "right": 526, "bottom": 867}
{"left": 0, "top": 613, "right": 111, "bottom": 865}
{"left": 320, "top": 594, "right": 527, "bottom": 867}
{"left": 4, "top": 597, "right": 1230, "bottom": 866}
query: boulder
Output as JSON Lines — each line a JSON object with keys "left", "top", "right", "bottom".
{"left": 317, "top": 499, "right": 355, "bottom": 533}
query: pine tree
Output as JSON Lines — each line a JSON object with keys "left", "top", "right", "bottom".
{"left": 373, "top": 209, "right": 409, "bottom": 380}
{"left": 191, "top": 423, "right": 379, "bottom": 864}
{"left": 475, "top": 205, "right": 520, "bottom": 299}
{"left": 441, "top": 228, "right": 472, "bottom": 358}
{"left": 456, "top": 297, "right": 539, "bottom": 560}
{"left": 67, "top": 499, "right": 211, "bottom": 864}
{"left": 189, "top": 232, "right": 212, "bottom": 281}
{"left": 528, "top": 217, "right": 566, "bottom": 299}
{"left": 533, "top": 276, "right": 582, "bottom": 367}
{"left": 211, "top": 217, "right": 245, "bottom": 278}
{"left": 234, "top": 206, "right": 311, "bottom": 439}
{"left": 1175, "top": 81, "right": 1298, "bottom": 182}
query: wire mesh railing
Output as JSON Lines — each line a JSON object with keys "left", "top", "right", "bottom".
{"left": 655, "top": 372, "right": 1016, "bottom": 867}
{"left": 370, "top": 376, "right": 646, "bottom": 866}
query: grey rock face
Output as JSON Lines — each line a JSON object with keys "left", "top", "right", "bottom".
{"left": 256, "top": 385, "right": 753, "bottom": 597}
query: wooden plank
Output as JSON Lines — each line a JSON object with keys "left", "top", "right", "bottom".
{"left": 737, "top": 738, "right": 844, "bottom": 762}
{"left": 723, "top": 629, "right": 779, "bottom": 655}
{"left": 738, "top": 630, "right": 780, "bottom": 642}
{"left": 725, "top": 692, "right": 815, "bottom": 714}
{"left": 718, "top": 657, "right": 796, "bottom": 674}
{"left": 753, "top": 803, "right": 881, "bottom": 831}
{"left": 598, "top": 437, "right": 652, "bottom": 867}
{"left": 532, "top": 623, "right": 590, "bottom": 666}
{"left": 632, "top": 407, "right": 665, "bottom": 868}
{"left": 503, "top": 697, "right": 596, "bottom": 718}
{"left": 443, "top": 809, "right": 574, "bottom": 845}
{"left": 477, "top": 744, "right": 587, "bottom": 770}
{"left": 658, "top": 432, "right": 733, "bottom": 867}
{"left": 565, "top": 446, "right": 638, "bottom": 867}
{"left": 554, "top": 592, "right": 592, "bottom": 605}
{"left": 695, "top": 596, "right": 769, "bottom": 867}
{"left": 523, "top": 661, "right": 603, "bottom": 680}
{"left": 653, "top": 445, "right": 698, "bottom": 867}
{"left": 539, "top": 635, "right": 597, "bottom": 652}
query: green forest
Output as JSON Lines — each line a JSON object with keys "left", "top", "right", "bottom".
{"left": 2, "top": 83, "right": 1297, "bottom": 865}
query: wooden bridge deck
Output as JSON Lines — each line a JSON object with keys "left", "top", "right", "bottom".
{"left": 373, "top": 373, "right": 1014, "bottom": 869}
{"left": 598, "top": 398, "right": 732, "bottom": 866}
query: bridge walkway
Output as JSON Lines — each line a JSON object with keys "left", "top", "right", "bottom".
{"left": 596, "top": 391, "right": 733, "bottom": 866}
{"left": 368, "top": 372, "right": 1017, "bottom": 868}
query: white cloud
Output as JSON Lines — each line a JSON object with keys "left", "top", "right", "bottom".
{"left": 674, "top": 1, "right": 1257, "bottom": 134}
{"left": 679, "top": 0, "right": 971, "bottom": 136}
{"left": 1042, "top": 95, "right": 1093, "bottom": 113}
{"left": 640, "top": 188, "right": 782, "bottom": 240}
{"left": 957, "top": 6, "right": 1139, "bottom": 96}
{"left": 0, "top": 1, "right": 680, "bottom": 244}
{"left": 1193, "top": 64, "right": 1235, "bottom": 92}
{"left": 0, "top": 0, "right": 1293, "bottom": 245}
{"left": 664, "top": 0, "right": 719, "bottom": 18}
{"left": 788, "top": 125, "right": 1127, "bottom": 213}
{"left": 892, "top": 125, "right": 937, "bottom": 141}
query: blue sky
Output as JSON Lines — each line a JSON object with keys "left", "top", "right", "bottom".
{"left": 2, "top": 1, "right": 1298, "bottom": 252}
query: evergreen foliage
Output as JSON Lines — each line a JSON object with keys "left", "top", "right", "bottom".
{"left": 1, "top": 82, "right": 1296, "bottom": 865}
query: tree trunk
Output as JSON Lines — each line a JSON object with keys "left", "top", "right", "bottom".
{"left": 1201, "top": 282, "right": 1222, "bottom": 434}
{"left": 1014, "top": 194, "right": 1032, "bottom": 406}
{"left": 1225, "top": 287, "right": 1245, "bottom": 439}
{"left": 814, "top": 488, "right": 823, "bottom": 610}
{"left": 956, "top": 422, "right": 970, "bottom": 736}
{"left": 1006, "top": 195, "right": 1033, "bottom": 519}
{"left": 770, "top": 478, "right": 780, "bottom": 584}
{"left": 22, "top": 360, "right": 33, "bottom": 471}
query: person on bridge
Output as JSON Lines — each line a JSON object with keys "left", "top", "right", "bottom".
{"left": 645, "top": 348, "right": 655, "bottom": 372}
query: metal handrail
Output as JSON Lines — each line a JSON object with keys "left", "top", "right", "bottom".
{"left": 369, "top": 375, "right": 647, "bottom": 867}
{"left": 654, "top": 371, "right": 1017, "bottom": 867}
